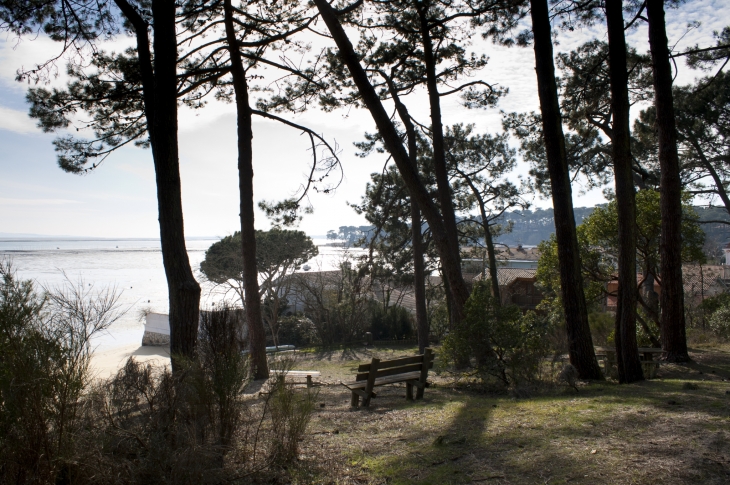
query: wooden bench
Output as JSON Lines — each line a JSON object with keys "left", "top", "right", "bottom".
{"left": 270, "top": 370, "right": 321, "bottom": 388}
{"left": 342, "top": 348, "right": 435, "bottom": 408}
{"left": 595, "top": 346, "right": 663, "bottom": 379}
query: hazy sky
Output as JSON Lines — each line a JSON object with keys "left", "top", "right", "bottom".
{"left": 1, "top": 0, "right": 728, "bottom": 238}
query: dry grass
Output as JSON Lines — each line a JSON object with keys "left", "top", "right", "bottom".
{"left": 265, "top": 343, "right": 730, "bottom": 485}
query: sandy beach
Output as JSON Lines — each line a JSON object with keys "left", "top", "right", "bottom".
{"left": 90, "top": 342, "right": 171, "bottom": 379}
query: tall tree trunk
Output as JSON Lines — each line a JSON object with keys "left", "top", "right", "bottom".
{"left": 606, "top": 0, "right": 644, "bottom": 383}
{"left": 412, "top": 204, "right": 429, "bottom": 353}
{"left": 460, "top": 173, "right": 501, "bottom": 303}
{"left": 528, "top": 0, "right": 602, "bottom": 379}
{"left": 224, "top": 0, "right": 269, "bottom": 379}
{"left": 416, "top": 1, "right": 463, "bottom": 284}
{"left": 148, "top": 0, "right": 201, "bottom": 364}
{"left": 313, "top": 0, "right": 470, "bottom": 321}
{"left": 641, "top": 258, "right": 660, "bottom": 327}
{"left": 483, "top": 219, "right": 501, "bottom": 304}
{"left": 116, "top": 0, "right": 202, "bottom": 366}
{"left": 646, "top": 0, "right": 690, "bottom": 362}
{"left": 385, "top": 76, "right": 430, "bottom": 353}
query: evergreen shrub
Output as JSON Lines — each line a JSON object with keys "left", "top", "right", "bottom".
{"left": 443, "top": 281, "right": 551, "bottom": 387}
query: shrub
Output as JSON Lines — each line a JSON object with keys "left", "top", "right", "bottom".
{"left": 278, "top": 313, "right": 320, "bottom": 347}
{"left": 75, "top": 307, "right": 254, "bottom": 484}
{"left": 443, "top": 281, "right": 551, "bottom": 387}
{"left": 0, "top": 261, "right": 123, "bottom": 484}
{"left": 709, "top": 305, "right": 730, "bottom": 339}
{"left": 698, "top": 292, "right": 730, "bottom": 319}
{"left": 78, "top": 311, "right": 317, "bottom": 483}
{"left": 268, "top": 375, "right": 317, "bottom": 463}
{"left": 428, "top": 301, "right": 450, "bottom": 341}
{"left": 0, "top": 265, "right": 318, "bottom": 484}
{"left": 370, "top": 304, "right": 414, "bottom": 340}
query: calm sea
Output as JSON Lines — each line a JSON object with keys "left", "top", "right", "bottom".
{"left": 0, "top": 237, "right": 359, "bottom": 353}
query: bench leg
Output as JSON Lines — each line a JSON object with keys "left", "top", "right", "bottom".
{"left": 406, "top": 382, "right": 413, "bottom": 400}
{"left": 351, "top": 391, "right": 359, "bottom": 408}
{"left": 362, "top": 357, "right": 379, "bottom": 407}
{"left": 417, "top": 348, "right": 431, "bottom": 400}
{"left": 306, "top": 375, "right": 313, "bottom": 388}
{"left": 416, "top": 383, "right": 425, "bottom": 400}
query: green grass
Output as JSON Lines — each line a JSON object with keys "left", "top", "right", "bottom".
{"left": 280, "top": 345, "right": 730, "bottom": 484}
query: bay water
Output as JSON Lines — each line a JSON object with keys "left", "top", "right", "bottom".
{"left": 1, "top": 236, "right": 359, "bottom": 356}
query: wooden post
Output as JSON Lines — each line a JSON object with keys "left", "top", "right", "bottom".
{"left": 406, "top": 382, "right": 414, "bottom": 400}
{"left": 417, "top": 348, "right": 432, "bottom": 399}
{"left": 351, "top": 390, "right": 359, "bottom": 407}
{"left": 363, "top": 358, "right": 380, "bottom": 407}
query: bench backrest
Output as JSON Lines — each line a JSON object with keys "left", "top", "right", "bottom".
{"left": 355, "top": 351, "right": 435, "bottom": 381}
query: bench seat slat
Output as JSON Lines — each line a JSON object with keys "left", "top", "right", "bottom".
{"left": 357, "top": 353, "right": 435, "bottom": 372}
{"left": 345, "top": 371, "right": 422, "bottom": 389}
{"left": 356, "top": 361, "right": 434, "bottom": 381}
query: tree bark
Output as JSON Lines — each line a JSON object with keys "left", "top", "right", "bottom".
{"left": 641, "top": 263, "right": 660, "bottom": 326}
{"left": 646, "top": 0, "right": 690, "bottom": 362}
{"left": 606, "top": 0, "right": 644, "bottom": 383}
{"left": 483, "top": 220, "right": 501, "bottom": 304}
{"left": 416, "top": 1, "right": 463, "bottom": 280}
{"left": 461, "top": 174, "right": 501, "bottom": 303}
{"left": 528, "top": 0, "right": 602, "bottom": 379}
{"left": 411, "top": 205, "right": 430, "bottom": 353}
{"left": 313, "top": 0, "right": 470, "bottom": 321}
{"left": 223, "top": 0, "right": 269, "bottom": 379}
{"left": 385, "top": 75, "right": 430, "bottom": 354}
{"left": 119, "top": 0, "right": 202, "bottom": 365}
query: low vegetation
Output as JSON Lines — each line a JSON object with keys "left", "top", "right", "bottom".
{"left": 0, "top": 263, "right": 317, "bottom": 484}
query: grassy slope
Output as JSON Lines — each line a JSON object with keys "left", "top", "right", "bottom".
{"left": 275, "top": 345, "right": 730, "bottom": 485}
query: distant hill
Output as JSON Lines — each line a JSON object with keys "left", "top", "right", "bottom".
{"left": 493, "top": 207, "right": 597, "bottom": 246}
{"left": 0, "top": 232, "right": 76, "bottom": 239}
{"left": 493, "top": 206, "right": 730, "bottom": 249}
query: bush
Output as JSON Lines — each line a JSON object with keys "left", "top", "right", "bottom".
{"left": 698, "top": 292, "right": 730, "bottom": 319}
{"left": 443, "top": 281, "right": 551, "bottom": 387}
{"left": 268, "top": 372, "right": 317, "bottom": 463}
{"left": 709, "top": 305, "right": 730, "bottom": 339}
{"left": 71, "top": 307, "right": 254, "bottom": 484}
{"left": 278, "top": 313, "right": 320, "bottom": 347}
{"left": 428, "top": 301, "right": 450, "bottom": 341}
{"left": 0, "top": 261, "right": 123, "bottom": 484}
{"left": 370, "top": 304, "right": 414, "bottom": 340}
{"left": 0, "top": 265, "right": 318, "bottom": 484}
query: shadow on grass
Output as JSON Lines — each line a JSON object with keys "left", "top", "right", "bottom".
{"left": 352, "top": 378, "right": 730, "bottom": 485}
{"left": 353, "top": 392, "right": 583, "bottom": 485}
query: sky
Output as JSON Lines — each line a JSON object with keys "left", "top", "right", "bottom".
{"left": 1, "top": 0, "right": 729, "bottom": 239}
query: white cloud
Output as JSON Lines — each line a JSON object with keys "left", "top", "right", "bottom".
{"left": 0, "top": 105, "right": 38, "bottom": 134}
{"left": 0, "top": 197, "right": 80, "bottom": 206}
{"left": 115, "top": 162, "right": 155, "bottom": 182}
